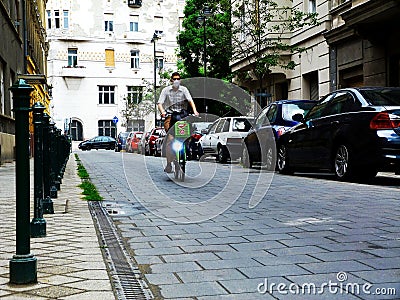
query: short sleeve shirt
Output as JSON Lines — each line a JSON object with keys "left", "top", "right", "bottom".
{"left": 158, "top": 85, "right": 193, "bottom": 113}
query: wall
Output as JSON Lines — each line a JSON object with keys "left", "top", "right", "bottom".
{"left": 0, "top": 133, "right": 15, "bottom": 163}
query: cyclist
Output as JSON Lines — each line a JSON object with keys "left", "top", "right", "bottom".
{"left": 157, "top": 72, "right": 199, "bottom": 173}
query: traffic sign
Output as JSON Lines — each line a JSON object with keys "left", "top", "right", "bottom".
{"left": 112, "top": 116, "right": 118, "bottom": 124}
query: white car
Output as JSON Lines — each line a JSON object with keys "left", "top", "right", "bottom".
{"left": 199, "top": 116, "right": 253, "bottom": 163}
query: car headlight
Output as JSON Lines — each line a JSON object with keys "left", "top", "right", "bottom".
{"left": 172, "top": 140, "right": 184, "bottom": 152}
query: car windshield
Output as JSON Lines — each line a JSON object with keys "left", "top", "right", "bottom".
{"left": 232, "top": 118, "right": 252, "bottom": 132}
{"left": 282, "top": 102, "right": 316, "bottom": 121}
{"left": 119, "top": 132, "right": 129, "bottom": 138}
{"left": 360, "top": 89, "right": 400, "bottom": 106}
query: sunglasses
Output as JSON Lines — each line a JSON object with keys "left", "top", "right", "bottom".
{"left": 172, "top": 78, "right": 181, "bottom": 81}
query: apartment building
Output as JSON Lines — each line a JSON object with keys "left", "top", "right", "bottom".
{"left": 0, "top": 0, "right": 49, "bottom": 163}
{"left": 231, "top": 0, "right": 400, "bottom": 108}
{"left": 46, "top": 0, "right": 185, "bottom": 141}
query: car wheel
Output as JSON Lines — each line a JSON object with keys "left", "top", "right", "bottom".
{"left": 242, "top": 146, "right": 252, "bottom": 168}
{"left": 263, "top": 145, "right": 276, "bottom": 171}
{"left": 217, "top": 146, "right": 228, "bottom": 163}
{"left": 145, "top": 145, "right": 150, "bottom": 156}
{"left": 333, "top": 144, "right": 354, "bottom": 181}
{"left": 277, "top": 144, "right": 292, "bottom": 174}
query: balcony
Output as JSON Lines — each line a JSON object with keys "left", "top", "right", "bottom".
{"left": 128, "top": 0, "right": 142, "bottom": 8}
{"left": 61, "top": 66, "right": 86, "bottom": 78}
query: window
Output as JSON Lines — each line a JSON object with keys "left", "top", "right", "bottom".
{"left": 306, "top": 94, "right": 334, "bottom": 120}
{"left": 222, "top": 119, "right": 231, "bottom": 132}
{"left": 47, "top": 10, "right": 51, "bottom": 29}
{"left": 130, "top": 22, "right": 138, "bottom": 32}
{"left": 105, "top": 14, "right": 114, "bottom": 31}
{"left": 308, "top": 0, "right": 316, "bottom": 13}
{"left": 266, "top": 105, "right": 278, "bottom": 123}
{"left": 239, "top": 4, "right": 245, "bottom": 41}
{"left": 54, "top": 10, "right": 60, "bottom": 28}
{"left": 98, "top": 120, "right": 116, "bottom": 137}
{"left": 98, "top": 86, "right": 115, "bottom": 104}
{"left": 127, "top": 86, "right": 143, "bottom": 104}
{"left": 130, "top": 15, "right": 139, "bottom": 32}
{"left": 215, "top": 119, "right": 226, "bottom": 133}
{"left": 130, "top": 50, "right": 140, "bottom": 69}
{"left": 68, "top": 48, "right": 78, "bottom": 67}
{"left": 105, "top": 49, "right": 115, "bottom": 67}
{"left": 156, "top": 57, "right": 164, "bottom": 69}
{"left": 154, "top": 16, "right": 163, "bottom": 36}
{"left": 63, "top": 10, "right": 69, "bottom": 28}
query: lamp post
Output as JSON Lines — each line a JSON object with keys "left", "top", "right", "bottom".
{"left": 196, "top": 5, "right": 212, "bottom": 77}
{"left": 196, "top": 5, "right": 212, "bottom": 117}
{"left": 151, "top": 32, "right": 160, "bottom": 127}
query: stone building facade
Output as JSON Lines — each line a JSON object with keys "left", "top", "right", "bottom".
{"left": 46, "top": 0, "right": 186, "bottom": 141}
{"left": 231, "top": 0, "right": 400, "bottom": 109}
{"left": 0, "top": 0, "right": 49, "bottom": 163}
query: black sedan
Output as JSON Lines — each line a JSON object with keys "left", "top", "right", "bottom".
{"left": 277, "top": 87, "right": 400, "bottom": 181}
{"left": 242, "top": 99, "right": 316, "bottom": 169}
{"left": 78, "top": 136, "right": 116, "bottom": 151}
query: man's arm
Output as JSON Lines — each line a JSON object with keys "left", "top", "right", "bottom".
{"left": 157, "top": 87, "right": 167, "bottom": 117}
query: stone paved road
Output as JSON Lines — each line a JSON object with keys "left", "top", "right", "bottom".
{"left": 78, "top": 150, "right": 400, "bottom": 299}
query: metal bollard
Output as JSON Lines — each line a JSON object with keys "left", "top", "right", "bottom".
{"left": 9, "top": 79, "right": 37, "bottom": 284}
{"left": 49, "top": 123, "right": 58, "bottom": 199}
{"left": 42, "top": 113, "right": 54, "bottom": 214}
{"left": 30, "top": 102, "right": 46, "bottom": 237}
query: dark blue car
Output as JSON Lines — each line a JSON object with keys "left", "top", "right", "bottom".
{"left": 242, "top": 99, "right": 316, "bottom": 169}
{"left": 277, "top": 87, "right": 400, "bottom": 181}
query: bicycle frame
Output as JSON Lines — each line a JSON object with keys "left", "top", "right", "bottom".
{"left": 172, "top": 120, "right": 191, "bottom": 181}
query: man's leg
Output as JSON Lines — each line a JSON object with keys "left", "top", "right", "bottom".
{"left": 163, "top": 117, "right": 174, "bottom": 173}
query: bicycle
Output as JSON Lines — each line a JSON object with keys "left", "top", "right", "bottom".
{"left": 171, "top": 120, "right": 191, "bottom": 182}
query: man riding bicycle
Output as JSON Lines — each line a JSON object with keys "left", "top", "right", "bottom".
{"left": 157, "top": 72, "right": 199, "bottom": 173}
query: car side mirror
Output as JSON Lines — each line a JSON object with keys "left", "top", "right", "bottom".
{"left": 292, "top": 113, "right": 304, "bottom": 122}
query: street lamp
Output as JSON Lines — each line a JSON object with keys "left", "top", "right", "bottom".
{"left": 196, "top": 5, "right": 212, "bottom": 77}
{"left": 196, "top": 5, "right": 212, "bottom": 117}
{"left": 151, "top": 32, "right": 160, "bottom": 127}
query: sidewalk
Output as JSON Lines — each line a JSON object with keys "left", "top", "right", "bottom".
{"left": 0, "top": 155, "right": 115, "bottom": 299}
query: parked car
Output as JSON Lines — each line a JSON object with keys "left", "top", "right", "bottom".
{"left": 277, "top": 87, "right": 400, "bottom": 181}
{"left": 138, "top": 131, "right": 150, "bottom": 155}
{"left": 145, "top": 127, "right": 165, "bottom": 156}
{"left": 126, "top": 131, "right": 143, "bottom": 153}
{"left": 199, "top": 116, "right": 253, "bottom": 163}
{"left": 78, "top": 136, "right": 116, "bottom": 151}
{"left": 154, "top": 130, "right": 167, "bottom": 157}
{"left": 242, "top": 100, "right": 316, "bottom": 169}
{"left": 186, "top": 121, "right": 213, "bottom": 160}
{"left": 115, "top": 132, "right": 129, "bottom": 152}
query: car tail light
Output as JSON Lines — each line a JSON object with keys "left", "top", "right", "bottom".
{"left": 277, "top": 127, "right": 286, "bottom": 137}
{"left": 370, "top": 112, "right": 400, "bottom": 130}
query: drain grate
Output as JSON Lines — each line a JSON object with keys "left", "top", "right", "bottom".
{"left": 89, "top": 201, "right": 153, "bottom": 300}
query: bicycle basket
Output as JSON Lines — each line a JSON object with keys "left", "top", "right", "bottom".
{"left": 174, "top": 121, "right": 191, "bottom": 138}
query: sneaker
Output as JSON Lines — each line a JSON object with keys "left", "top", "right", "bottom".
{"left": 164, "top": 164, "right": 173, "bottom": 173}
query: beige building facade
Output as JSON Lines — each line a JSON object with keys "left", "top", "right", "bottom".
{"left": 231, "top": 0, "right": 400, "bottom": 109}
{"left": 46, "top": 0, "right": 185, "bottom": 140}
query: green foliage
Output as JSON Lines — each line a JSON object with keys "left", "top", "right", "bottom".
{"left": 75, "top": 155, "right": 103, "bottom": 201}
{"left": 231, "top": 0, "right": 319, "bottom": 84}
{"left": 177, "top": 0, "right": 232, "bottom": 79}
{"left": 78, "top": 181, "right": 103, "bottom": 201}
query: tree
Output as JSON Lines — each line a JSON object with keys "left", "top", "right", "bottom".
{"left": 177, "top": 0, "right": 232, "bottom": 79}
{"left": 120, "top": 69, "right": 173, "bottom": 129}
{"left": 231, "top": 0, "right": 318, "bottom": 107}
